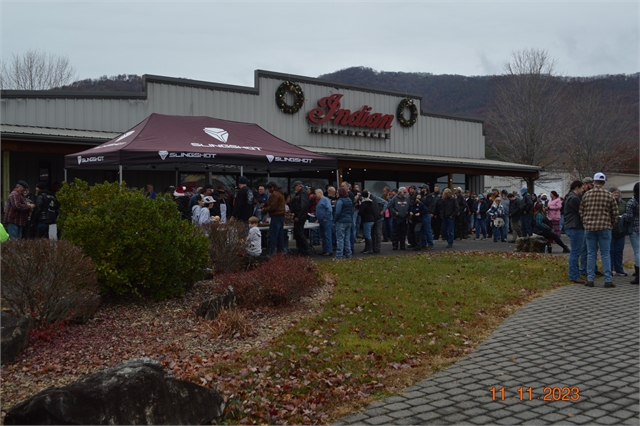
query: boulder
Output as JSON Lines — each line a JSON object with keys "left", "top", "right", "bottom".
{"left": 196, "top": 286, "right": 236, "bottom": 320}
{"left": 1, "top": 313, "right": 34, "bottom": 365}
{"left": 4, "top": 358, "right": 225, "bottom": 425}
{"left": 53, "top": 294, "right": 102, "bottom": 325}
{"left": 514, "top": 235, "right": 549, "bottom": 253}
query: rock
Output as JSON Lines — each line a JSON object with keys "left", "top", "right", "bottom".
{"left": 1, "top": 313, "right": 34, "bottom": 365}
{"left": 53, "top": 294, "right": 102, "bottom": 325}
{"left": 514, "top": 235, "right": 549, "bottom": 253}
{"left": 4, "top": 358, "right": 225, "bottom": 425}
{"left": 196, "top": 286, "right": 236, "bottom": 320}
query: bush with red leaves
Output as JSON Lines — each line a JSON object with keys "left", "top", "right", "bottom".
{"left": 214, "top": 254, "right": 320, "bottom": 307}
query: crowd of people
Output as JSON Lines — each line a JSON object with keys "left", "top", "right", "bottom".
{"left": 3, "top": 174, "right": 638, "bottom": 287}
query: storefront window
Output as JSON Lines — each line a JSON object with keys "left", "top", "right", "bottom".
{"left": 364, "top": 180, "right": 395, "bottom": 197}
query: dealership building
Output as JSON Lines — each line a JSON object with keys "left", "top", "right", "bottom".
{"left": 1, "top": 70, "right": 540, "bottom": 199}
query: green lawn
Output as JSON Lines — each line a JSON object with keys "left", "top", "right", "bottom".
{"left": 215, "top": 251, "right": 568, "bottom": 424}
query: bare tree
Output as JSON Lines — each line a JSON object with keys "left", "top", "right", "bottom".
{"left": 486, "top": 49, "right": 567, "bottom": 174}
{"left": 561, "top": 81, "right": 637, "bottom": 178}
{"left": 0, "top": 49, "right": 77, "bottom": 90}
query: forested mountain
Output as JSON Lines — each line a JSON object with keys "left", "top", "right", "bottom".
{"left": 318, "top": 67, "right": 639, "bottom": 120}
{"left": 56, "top": 74, "right": 143, "bottom": 92}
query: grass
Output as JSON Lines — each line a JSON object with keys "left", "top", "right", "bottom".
{"left": 212, "top": 250, "right": 568, "bottom": 424}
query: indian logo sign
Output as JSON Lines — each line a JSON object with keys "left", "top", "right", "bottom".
{"left": 307, "top": 94, "right": 394, "bottom": 129}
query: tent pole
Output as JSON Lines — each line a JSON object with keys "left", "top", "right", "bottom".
{"left": 175, "top": 170, "right": 179, "bottom": 187}
{"left": 64, "top": 168, "right": 67, "bottom": 183}
{"left": 240, "top": 166, "right": 243, "bottom": 176}
{"left": 119, "top": 165, "right": 123, "bottom": 185}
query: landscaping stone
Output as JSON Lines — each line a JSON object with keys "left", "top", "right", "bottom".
{"left": 4, "top": 358, "right": 225, "bottom": 425}
{"left": 1, "top": 313, "right": 34, "bottom": 365}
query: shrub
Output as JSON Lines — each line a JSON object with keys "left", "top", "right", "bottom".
{"left": 214, "top": 253, "right": 321, "bottom": 308}
{"left": 200, "top": 219, "right": 247, "bottom": 273}
{"left": 56, "top": 179, "right": 209, "bottom": 300}
{"left": 1, "top": 239, "right": 99, "bottom": 326}
{"left": 203, "top": 309, "right": 253, "bottom": 339}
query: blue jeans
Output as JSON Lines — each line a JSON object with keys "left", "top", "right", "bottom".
{"left": 383, "top": 217, "right": 394, "bottom": 241}
{"left": 610, "top": 236, "right": 626, "bottom": 273}
{"left": 585, "top": 229, "right": 612, "bottom": 282}
{"left": 521, "top": 213, "right": 533, "bottom": 236}
{"left": 6, "top": 223, "right": 23, "bottom": 239}
{"left": 362, "top": 221, "right": 374, "bottom": 240}
{"left": 268, "top": 216, "right": 285, "bottom": 255}
{"left": 319, "top": 219, "right": 333, "bottom": 254}
{"left": 335, "top": 222, "right": 352, "bottom": 259}
{"left": 420, "top": 214, "right": 434, "bottom": 248}
{"left": 442, "top": 217, "right": 455, "bottom": 245}
{"left": 566, "top": 228, "right": 585, "bottom": 280}
{"left": 475, "top": 217, "right": 487, "bottom": 238}
{"left": 630, "top": 231, "right": 639, "bottom": 266}
{"left": 502, "top": 215, "right": 510, "bottom": 240}
{"left": 493, "top": 225, "right": 504, "bottom": 241}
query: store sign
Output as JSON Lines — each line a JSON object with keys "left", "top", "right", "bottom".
{"left": 307, "top": 94, "right": 394, "bottom": 129}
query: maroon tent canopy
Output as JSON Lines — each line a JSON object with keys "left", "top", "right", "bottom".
{"left": 65, "top": 113, "right": 337, "bottom": 172}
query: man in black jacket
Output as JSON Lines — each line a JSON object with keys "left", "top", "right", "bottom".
{"left": 291, "top": 180, "right": 312, "bottom": 256}
{"left": 507, "top": 193, "right": 522, "bottom": 242}
{"left": 232, "top": 176, "right": 254, "bottom": 227}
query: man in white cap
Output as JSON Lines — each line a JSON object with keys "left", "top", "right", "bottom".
{"left": 579, "top": 172, "right": 618, "bottom": 288}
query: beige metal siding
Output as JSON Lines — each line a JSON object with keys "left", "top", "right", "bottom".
{"left": 1, "top": 73, "right": 484, "bottom": 159}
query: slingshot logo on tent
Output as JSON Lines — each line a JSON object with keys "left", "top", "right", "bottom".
{"left": 115, "top": 130, "right": 135, "bottom": 142}
{"left": 204, "top": 128, "right": 229, "bottom": 142}
{"left": 77, "top": 156, "right": 104, "bottom": 164}
{"left": 158, "top": 151, "right": 169, "bottom": 160}
{"left": 266, "top": 155, "right": 275, "bottom": 163}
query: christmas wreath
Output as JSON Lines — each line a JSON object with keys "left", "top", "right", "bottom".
{"left": 275, "top": 81, "right": 305, "bottom": 114}
{"left": 396, "top": 98, "right": 418, "bottom": 127}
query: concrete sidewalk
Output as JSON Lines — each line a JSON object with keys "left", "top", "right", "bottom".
{"left": 335, "top": 276, "right": 639, "bottom": 425}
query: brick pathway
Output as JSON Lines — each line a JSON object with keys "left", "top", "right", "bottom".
{"left": 335, "top": 277, "right": 639, "bottom": 425}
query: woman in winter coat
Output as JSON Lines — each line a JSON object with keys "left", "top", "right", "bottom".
{"left": 546, "top": 191, "right": 563, "bottom": 236}
{"left": 533, "top": 203, "right": 570, "bottom": 253}
{"left": 334, "top": 187, "right": 353, "bottom": 260}
{"left": 610, "top": 187, "right": 628, "bottom": 277}
{"left": 357, "top": 190, "right": 376, "bottom": 254}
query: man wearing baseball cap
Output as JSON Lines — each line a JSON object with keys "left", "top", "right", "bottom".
{"left": 4, "top": 180, "right": 35, "bottom": 239}
{"left": 579, "top": 172, "right": 618, "bottom": 288}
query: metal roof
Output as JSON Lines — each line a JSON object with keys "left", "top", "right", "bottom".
{"left": 2, "top": 125, "right": 119, "bottom": 142}
{"left": 302, "top": 146, "right": 542, "bottom": 173}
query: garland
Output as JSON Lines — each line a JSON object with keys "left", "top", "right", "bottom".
{"left": 275, "top": 81, "right": 305, "bottom": 114}
{"left": 396, "top": 98, "right": 418, "bottom": 127}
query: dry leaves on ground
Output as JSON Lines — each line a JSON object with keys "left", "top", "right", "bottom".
{"left": 0, "top": 279, "right": 334, "bottom": 413}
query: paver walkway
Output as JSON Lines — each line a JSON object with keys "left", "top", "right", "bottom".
{"left": 336, "top": 276, "right": 639, "bottom": 425}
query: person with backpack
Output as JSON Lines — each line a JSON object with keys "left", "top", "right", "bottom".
{"left": 33, "top": 182, "right": 59, "bottom": 239}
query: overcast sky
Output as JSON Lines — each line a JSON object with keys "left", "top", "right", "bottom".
{"left": 2, "top": 1, "right": 638, "bottom": 87}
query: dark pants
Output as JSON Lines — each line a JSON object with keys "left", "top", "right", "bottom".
{"left": 293, "top": 216, "right": 311, "bottom": 256}
{"left": 372, "top": 220, "right": 383, "bottom": 253}
{"left": 521, "top": 213, "right": 533, "bottom": 236}
{"left": 610, "top": 236, "right": 626, "bottom": 273}
{"left": 407, "top": 220, "right": 417, "bottom": 246}
{"left": 432, "top": 217, "right": 442, "bottom": 239}
{"left": 268, "top": 216, "right": 285, "bottom": 255}
{"left": 392, "top": 218, "right": 408, "bottom": 249}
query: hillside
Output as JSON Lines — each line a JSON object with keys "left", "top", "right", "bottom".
{"left": 317, "top": 67, "right": 639, "bottom": 120}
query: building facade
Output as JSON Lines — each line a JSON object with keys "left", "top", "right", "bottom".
{"left": 1, "top": 70, "right": 540, "bottom": 199}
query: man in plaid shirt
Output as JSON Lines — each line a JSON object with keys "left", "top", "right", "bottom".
{"left": 4, "top": 180, "right": 35, "bottom": 239}
{"left": 579, "top": 172, "right": 618, "bottom": 288}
